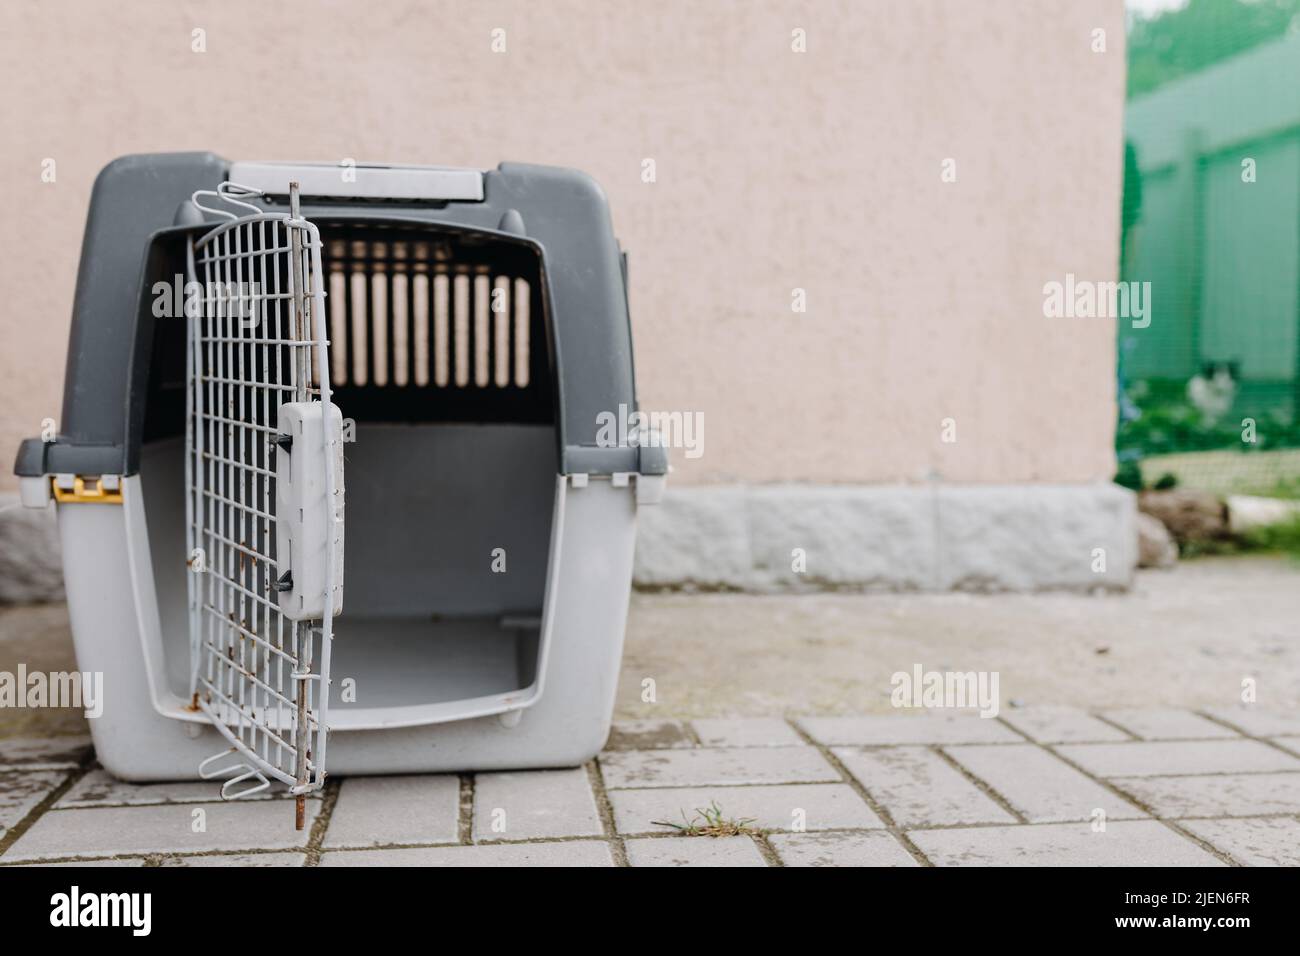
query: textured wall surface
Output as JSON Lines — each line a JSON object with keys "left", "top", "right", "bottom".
{"left": 633, "top": 483, "right": 1136, "bottom": 592}
{"left": 0, "top": 0, "right": 1126, "bottom": 489}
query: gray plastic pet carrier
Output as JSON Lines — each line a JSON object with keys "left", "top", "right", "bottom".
{"left": 14, "top": 154, "right": 665, "bottom": 815}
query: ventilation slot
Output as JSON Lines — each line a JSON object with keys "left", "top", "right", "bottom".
{"left": 325, "top": 237, "right": 532, "bottom": 392}
{"left": 434, "top": 272, "right": 450, "bottom": 387}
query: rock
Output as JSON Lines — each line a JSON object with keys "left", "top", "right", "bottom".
{"left": 1138, "top": 489, "right": 1227, "bottom": 545}
{"left": 0, "top": 494, "right": 64, "bottom": 603}
{"left": 1226, "top": 495, "right": 1300, "bottom": 535}
{"left": 1136, "top": 512, "right": 1177, "bottom": 568}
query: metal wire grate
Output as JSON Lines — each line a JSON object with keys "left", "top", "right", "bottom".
{"left": 185, "top": 184, "right": 337, "bottom": 815}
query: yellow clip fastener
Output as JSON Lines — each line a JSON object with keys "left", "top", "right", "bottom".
{"left": 51, "top": 476, "right": 123, "bottom": 505}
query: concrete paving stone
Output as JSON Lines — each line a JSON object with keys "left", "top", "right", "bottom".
{"left": 911, "top": 820, "right": 1225, "bottom": 867}
{"left": 0, "top": 769, "right": 67, "bottom": 833}
{"left": 604, "top": 719, "right": 695, "bottom": 751}
{"left": 472, "top": 767, "right": 602, "bottom": 841}
{"left": 1272, "top": 737, "right": 1300, "bottom": 758}
{"left": 320, "top": 840, "right": 614, "bottom": 867}
{"left": 1179, "top": 818, "right": 1300, "bottom": 867}
{"left": 691, "top": 718, "right": 803, "bottom": 748}
{"left": 324, "top": 774, "right": 460, "bottom": 849}
{"left": 943, "top": 744, "right": 1147, "bottom": 823}
{"left": 833, "top": 746, "right": 1016, "bottom": 827}
{"left": 1101, "top": 709, "right": 1238, "bottom": 741}
{"left": 770, "top": 830, "right": 919, "bottom": 867}
{"left": 3, "top": 858, "right": 146, "bottom": 867}
{"left": 625, "top": 836, "right": 767, "bottom": 867}
{"left": 56, "top": 768, "right": 305, "bottom": 808}
{"left": 0, "top": 736, "right": 91, "bottom": 770}
{"left": 160, "top": 852, "right": 306, "bottom": 867}
{"left": 599, "top": 746, "right": 838, "bottom": 789}
{"left": 3, "top": 800, "right": 318, "bottom": 861}
{"left": 1203, "top": 707, "right": 1300, "bottom": 738}
{"left": 998, "top": 707, "right": 1130, "bottom": 744}
{"left": 1057, "top": 740, "right": 1300, "bottom": 777}
{"left": 1110, "top": 772, "right": 1300, "bottom": 818}
{"left": 609, "top": 783, "right": 882, "bottom": 834}
{"left": 798, "top": 713, "right": 1019, "bottom": 746}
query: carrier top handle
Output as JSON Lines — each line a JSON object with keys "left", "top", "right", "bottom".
{"left": 228, "top": 160, "right": 485, "bottom": 202}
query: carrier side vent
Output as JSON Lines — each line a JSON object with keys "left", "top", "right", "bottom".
{"left": 325, "top": 239, "right": 531, "bottom": 390}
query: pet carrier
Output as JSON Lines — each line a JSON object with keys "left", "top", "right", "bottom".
{"left": 14, "top": 154, "right": 666, "bottom": 811}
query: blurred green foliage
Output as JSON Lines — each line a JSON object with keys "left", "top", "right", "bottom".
{"left": 1117, "top": 399, "right": 1300, "bottom": 457}
{"left": 1114, "top": 394, "right": 1300, "bottom": 491}
{"left": 1128, "top": 0, "right": 1300, "bottom": 98}
{"left": 1181, "top": 513, "right": 1300, "bottom": 557}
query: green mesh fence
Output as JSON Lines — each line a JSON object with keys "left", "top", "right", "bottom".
{"left": 1118, "top": 0, "right": 1300, "bottom": 497}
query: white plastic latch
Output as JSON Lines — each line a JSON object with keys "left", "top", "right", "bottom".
{"left": 19, "top": 476, "right": 52, "bottom": 508}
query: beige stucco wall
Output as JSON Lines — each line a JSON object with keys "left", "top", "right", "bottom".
{"left": 0, "top": 0, "right": 1126, "bottom": 490}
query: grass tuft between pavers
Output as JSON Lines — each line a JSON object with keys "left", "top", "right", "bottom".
{"left": 652, "top": 800, "right": 759, "bottom": 838}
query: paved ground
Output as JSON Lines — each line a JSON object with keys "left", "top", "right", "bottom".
{"left": 4, "top": 557, "right": 1298, "bottom": 740}
{"left": 1, "top": 557, "right": 1297, "bottom": 865}
{"left": 617, "top": 556, "right": 1300, "bottom": 718}
{"left": 1, "top": 709, "right": 1298, "bottom": 866}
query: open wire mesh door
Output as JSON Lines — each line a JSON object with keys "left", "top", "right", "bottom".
{"left": 185, "top": 182, "right": 343, "bottom": 825}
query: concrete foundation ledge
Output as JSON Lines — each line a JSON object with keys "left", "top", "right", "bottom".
{"left": 633, "top": 482, "right": 1137, "bottom": 593}
{"left": 0, "top": 495, "right": 64, "bottom": 603}
{"left": 1, "top": 484, "right": 1137, "bottom": 604}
